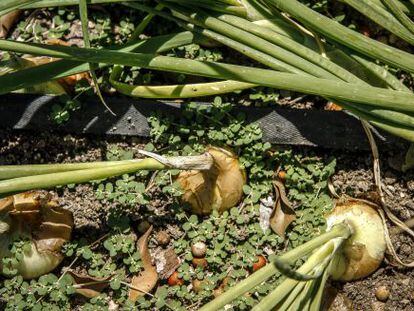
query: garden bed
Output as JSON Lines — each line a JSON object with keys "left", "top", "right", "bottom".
{"left": 1, "top": 1, "right": 414, "bottom": 310}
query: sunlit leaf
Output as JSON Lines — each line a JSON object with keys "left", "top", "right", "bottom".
{"left": 128, "top": 225, "right": 158, "bottom": 301}
{"left": 269, "top": 181, "right": 296, "bottom": 238}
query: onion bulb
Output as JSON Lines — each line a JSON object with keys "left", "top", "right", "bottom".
{"left": 0, "top": 191, "right": 73, "bottom": 279}
{"left": 177, "top": 147, "right": 246, "bottom": 215}
{"left": 326, "top": 199, "right": 385, "bottom": 281}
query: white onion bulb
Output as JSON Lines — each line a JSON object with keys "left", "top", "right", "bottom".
{"left": 326, "top": 199, "right": 386, "bottom": 281}
{"left": 177, "top": 147, "right": 246, "bottom": 215}
{"left": 0, "top": 192, "right": 73, "bottom": 279}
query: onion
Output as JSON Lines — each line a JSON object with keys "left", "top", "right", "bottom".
{"left": 177, "top": 147, "right": 246, "bottom": 215}
{"left": 0, "top": 191, "right": 73, "bottom": 279}
{"left": 326, "top": 199, "right": 386, "bottom": 281}
{"left": 200, "top": 198, "right": 387, "bottom": 311}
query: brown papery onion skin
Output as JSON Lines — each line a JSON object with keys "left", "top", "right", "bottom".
{"left": 177, "top": 147, "right": 246, "bottom": 215}
{"left": 0, "top": 192, "right": 73, "bottom": 279}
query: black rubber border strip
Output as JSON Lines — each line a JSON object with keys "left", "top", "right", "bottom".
{"left": 0, "top": 94, "right": 399, "bottom": 150}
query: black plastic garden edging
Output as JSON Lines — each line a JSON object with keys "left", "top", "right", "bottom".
{"left": 0, "top": 94, "right": 400, "bottom": 150}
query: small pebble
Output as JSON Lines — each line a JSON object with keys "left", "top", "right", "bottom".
{"left": 191, "top": 241, "right": 207, "bottom": 258}
{"left": 156, "top": 230, "right": 171, "bottom": 246}
{"left": 375, "top": 285, "right": 390, "bottom": 302}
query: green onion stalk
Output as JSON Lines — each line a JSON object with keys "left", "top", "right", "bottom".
{"left": 2, "top": 40, "right": 414, "bottom": 111}
{"left": 264, "top": 0, "right": 414, "bottom": 73}
{"left": 155, "top": 0, "right": 412, "bottom": 90}
{"left": 0, "top": 1, "right": 140, "bottom": 17}
{"left": 243, "top": 0, "right": 409, "bottom": 91}
{"left": 163, "top": 0, "right": 247, "bottom": 17}
{"left": 381, "top": 0, "right": 414, "bottom": 36}
{"left": 0, "top": 31, "right": 203, "bottom": 94}
{"left": 2, "top": 0, "right": 409, "bottom": 93}
{"left": 339, "top": 0, "right": 414, "bottom": 45}
{"left": 119, "top": 0, "right": 406, "bottom": 106}
{"left": 1, "top": 0, "right": 405, "bottom": 94}
{"left": 4, "top": 0, "right": 408, "bottom": 96}
{"left": 0, "top": 0, "right": 40, "bottom": 16}
{"left": 2, "top": 0, "right": 218, "bottom": 99}
{"left": 17, "top": 0, "right": 137, "bottom": 10}
{"left": 78, "top": 0, "right": 113, "bottom": 114}
{"left": 242, "top": 0, "right": 411, "bottom": 91}
{"left": 200, "top": 199, "right": 386, "bottom": 311}
{"left": 156, "top": 0, "right": 408, "bottom": 91}
{"left": 129, "top": 2, "right": 414, "bottom": 139}
{"left": 108, "top": 3, "right": 255, "bottom": 98}
{"left": 126, "top": 2, "right": 403, "bottom": 99}
{"left": 122, "top": 0, "right": 412, "bottom": 100}
{"left": 0, "top": 152, "right": 214, "bottom": 195}
{"left": 369, "top": 0, "right": 414, "bottom": 15}
{"left": 16, "top": 0, "right": 246, "bottom": 16}
{"left": 199, "top": 223, "right": 352, "bottom": 311}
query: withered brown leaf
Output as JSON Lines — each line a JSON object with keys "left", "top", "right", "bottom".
{"left": 269, "top": 181, "right": 296, "bottom": 238}
{"left": 128, "top": 225, "right": 158, "bottom": 302}
{"left": 67, "top": 270, "right": 112, "bottom": 298}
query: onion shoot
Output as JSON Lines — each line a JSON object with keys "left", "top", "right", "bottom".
{"left": 0, "top": 148, "right": 245, "bottom": 216}
{"left": 200, "top": 198, "right": 386, "bottom": 310}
